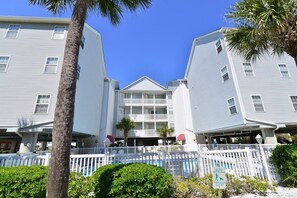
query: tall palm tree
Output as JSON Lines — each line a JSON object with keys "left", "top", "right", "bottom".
{"left": 29, "top": 1, "right": 151, "bottom": 197}
{"left": 225, "top": 0, "right": 297, "bottom": 65}
{"left": 116, "top": 117, "right": 135, "bottom": 146}
{"left": 157, "top": 123, "right": 174, "bottom": 145}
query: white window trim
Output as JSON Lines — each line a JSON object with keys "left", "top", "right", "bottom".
{"left": 43, "top": 56, "right": 59, "bottom": 74}
{"left": 251, "top": 94, "right": 265, "bottom": 112}
{"left": 289, "top": 95, "right": 297, "bottom": 111}
{"left": 33, "top": 94, "right": 51, "bottom": 114}
{"left": 277, "top": 63, "right": 290, "bottom": 78}
{"left": 0, "top": 55, "right": 11, "bottom": 73}
{"left": 215, "top": 39, "right": 223, "bottom": 54}
{"left": 242, "top": 62, "right": 255, "bottom": 77}
{"left": 220, "top": 65, "right": 230, "bottom": 82}
{"left": 51, "top": 26, "right": 66, "bottom": 40}
{"left": 227, "top": 97, "right": 238, "bottom": 115}
{"left": 5, "top": 24, "right": 21, "bottom": 39}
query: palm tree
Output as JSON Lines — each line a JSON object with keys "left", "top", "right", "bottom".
{"left": 28, "top": 1, "right": 151, "bottom": 197}
{"left": 157, "top": 123, "right": 174, "bottom": 145}
{"left": 225, "top": 0, "right": 297, "bottom": 65}
{"left": 116, "top": 117, "right": 136, "bottom": 146}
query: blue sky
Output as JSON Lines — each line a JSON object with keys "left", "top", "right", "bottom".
{"left": 0, "top": 0, "right": 238, "bottom": 87}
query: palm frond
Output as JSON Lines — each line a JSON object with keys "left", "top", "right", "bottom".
{"left": 28, "top": 0, "right": 74, "bottom": 14}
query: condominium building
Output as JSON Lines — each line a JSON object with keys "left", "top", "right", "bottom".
{"left": 0, "top": 16, "right": 107, "bottom": 152}
{"left": 185, "top": 28, "right": 297, "bottom": 144}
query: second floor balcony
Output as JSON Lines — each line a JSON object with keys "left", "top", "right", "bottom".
{"left": 120, "top": 114, "right": 168, "bottom": 121}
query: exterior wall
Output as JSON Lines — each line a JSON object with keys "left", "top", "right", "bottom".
{"left": 0, "top": 21, "right": 66, "bottom": 127}
{"left": 73, "top": 24, "right": 106, "bottom": 136}
{"left": 186, "top": 32, "right": 244, "bottom": 134}
{"left": 229, "top": 50, "right": 297, "bottom": 124}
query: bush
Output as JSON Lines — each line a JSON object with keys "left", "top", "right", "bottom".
{"left": 271, "top": 144, "right": 297, "bottom": 187}
{"left": 173, "top": 174, "right": 276, "bottom": 198}
{"left": 93, "top": 163, "right": 173, "bottom": 198}
{"left": 68, "top": 173, "right": 95, "bottom": 198}
{"left": 0, "top": 166, "right": 48, "bottom": 198}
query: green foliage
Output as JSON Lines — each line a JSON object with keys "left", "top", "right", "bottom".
{"left": 0, "top": 166, "right": 48, "bottom": 198}
{"left": 93, "top": 163, "right": 173, "bottom": 198}
{"left": 68, "top": 173, "right": 95, "bottom": 198}
{"left": 173, "top": 174, "right": 276, "bottom": 198}
{"left": 157, "top": 123, "right": 174, "bottom": 145}
{"left": 271, "top": 144, "right": 297, "bottom": 187}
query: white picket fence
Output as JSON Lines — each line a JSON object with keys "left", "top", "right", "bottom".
{"left": 0, "top": 145, "right": 280, "bottom": 182}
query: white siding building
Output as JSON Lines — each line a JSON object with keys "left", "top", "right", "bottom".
{"left": 0, "top": 16, "right": 107, "bottom": 152}
{"left": 185, "top": 28, "right": 297, "bottom": 144}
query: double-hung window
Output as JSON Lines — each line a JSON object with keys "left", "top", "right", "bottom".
{"left": 221, "top": 66, "right": 230, "bottom": 82}
{"left": 242, "top": 63, "right": 254, "bottom": 76}
{"left": 290, "top": 96, "right": 297, "bottom": 111}
{"left": 52, "top": 26, "right": 66, "bottom": 40}
{"left": 5, "top": 24, "right": 21, "bottom": 38}
{"left": 216, "top": 39, "right": 223, "bottom": 54}
{"left": 251, "top": 95, "right": 265, "bottom": 112}
{"left": 227, "top": 98, "right": 237, "bottom": 115}
{"left": 34, "top": 95, "right": 51, "bottom": 114}
{"left": 278, "top": 64, "right": 290, "bottom": 77}
{"left": 0, "top": 56, "right": 10, "bottom": 72}
{"left": 44, "top": 57, "right": 58, "bottom": 73}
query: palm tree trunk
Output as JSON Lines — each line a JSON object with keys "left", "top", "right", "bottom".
{"left": 46, "top": 0, "right": 88, "bottom": 197}
{"left": 124, "top": 131, "right": 128, "bottom": 147}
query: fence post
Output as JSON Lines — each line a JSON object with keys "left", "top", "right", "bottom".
{"left": 245, "top": 147, "right": 255, "bottom": 177}
{"left": 44, "top": 153, "right": 51, "bottom": 166}
{"left": 197, "top": 151, "right": 205, "bottom": 177}
{"left": 258, "top": 144, "right": 272, "bottom": 181}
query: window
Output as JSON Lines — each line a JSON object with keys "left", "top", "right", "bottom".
{"left": 278, "top": 64, "right": 290, "bottom": 77}
{"left": 251, "top": 95, "right": 265, "bottom": 112}
{"left": 5, "top": 24, "right": 21, "bottom": 38}
{"left": 242, "top": 63, "right": 254, "bottom": 76}
{"left": 290, "top": 96, "right": 297, "bottom": 111}
{"left": 0, "top": 56, "right": 10, "bottom": 72}
{"left": 216, "top": 39, "right": 223, "bottom": 54}
{"left": 227, "top": 98, "right": 237, "bottom": 115}
{"left": 221, "top": 66, "right": 229, "bottom": 82}
{"left": 77, "top": 64, "right": 81, "bottom": 80}
{"left": 80, "top": 35, "right": 85, "bottom": 49}
{"left": 34, "top": 95, "right": 50, "bottom": 114}
{"left": 52, "top": 26, "right": 66, "bottom": 40}
{"left": 44, "top": 57, "right": 58, "bottom": 73}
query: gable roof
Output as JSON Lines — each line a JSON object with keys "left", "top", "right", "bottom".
{"left": 122, "top": 76, "right": 166, "bottom": 91}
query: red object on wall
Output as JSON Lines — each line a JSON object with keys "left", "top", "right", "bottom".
{"left": 107, "top": 135, "right": 115, "bottom": 143}
{"left": 177, "top": 134, "right": 186, "bottom": 141}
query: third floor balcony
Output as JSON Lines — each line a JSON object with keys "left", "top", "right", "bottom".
{"left": 121, "top": 98, "right": 167, "bottom": 106}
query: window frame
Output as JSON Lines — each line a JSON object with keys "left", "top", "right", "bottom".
{"left": 51, "top": 26, "right": 66, "bottom": 40}
{"left": 33, "top": 94, "right": 51, "bottom": 114}
{"left": 290, "top": 96, "right": 297, "bottom": 111}
{"left": 0, "top": 55, "right": 11, "bottom": 73}
{"left": 220, "top": 65, "right": 230, "bottom": 82}
{"left": 278, "top": 63, "right": 290, "bottom": 77}
{"left": 43, "top": 56, "right": 59, "bottom": 74}
{"left": 242, "top": 62, "right": 255, "bottom": 77}
{"left": 251, "top": 95, "right": 265, "bottom": 112}
{"left": 227, "top": 97, "right": 238, "bottom": 115}
{"left": 5, "top": 24, "right": 21, "bottom": 39}
{"left": 215, "top": 39, "right": 223, "bottom": 54}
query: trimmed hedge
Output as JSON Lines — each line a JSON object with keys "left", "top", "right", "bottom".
{"left": 93, "top": 163, "right": 173, "bottom": 198}
{"left": 271, "top": 144, "right": 297, "bottom": 187}
{"left": 0, "top": 166, "right": 48, "bottom": 198}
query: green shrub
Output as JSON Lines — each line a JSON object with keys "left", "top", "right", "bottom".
{"left": 271, "top": 144, "right": 297, "bottom": 187}
{"left": 0, "top": 166, "right": 48, "bottom": 198}
{"left": 68, "top": 173, "right": 95, "bottom": 198}
{"left": 93, "top": 163, "right": 173, "bottom": 198}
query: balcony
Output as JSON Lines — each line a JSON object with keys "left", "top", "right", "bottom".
{"left": 116, "top": 129, "right": 158, "bottom": 137}
{"left": 120, "top": 114, "right": 168, "bottom": 121}
{"left": 121, "top": 99, "right": 167, "bottom": 106}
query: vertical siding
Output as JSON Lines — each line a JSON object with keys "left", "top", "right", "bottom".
{"left": 0, "top": 22, "right": 66, "bottom": 127}
{"left": 187, "top": 32, "right": 244, "bottom": 133}
{"left": 230, "top": 51, "right": 297, "bottom": 123}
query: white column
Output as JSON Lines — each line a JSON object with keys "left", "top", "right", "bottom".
{"left": 19, "top": 132, "right": 38, "bottom": 153}
{"left": 261, "top": 128, "right": 277, "bottom": 144}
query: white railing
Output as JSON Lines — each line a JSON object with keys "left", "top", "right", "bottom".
{"left": 121, "top": 99, "right": 167, "bottom": 105}
{"left": 143, "top": 99, "right": 154, "bottom": 104}
{"left": 0, "top": 145, "right": 280, "bottom": 182}
{"left": 155, "top": 99, "right": 166, "bottom": 104}
{"left": 120, "top": 114, "right": 167, "bottom": 121}
{"left": 144, "top": 114, "right": 155, "bottom": 120}
{"left": 155, "top": 114, "right": 167, "bottom": 120}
